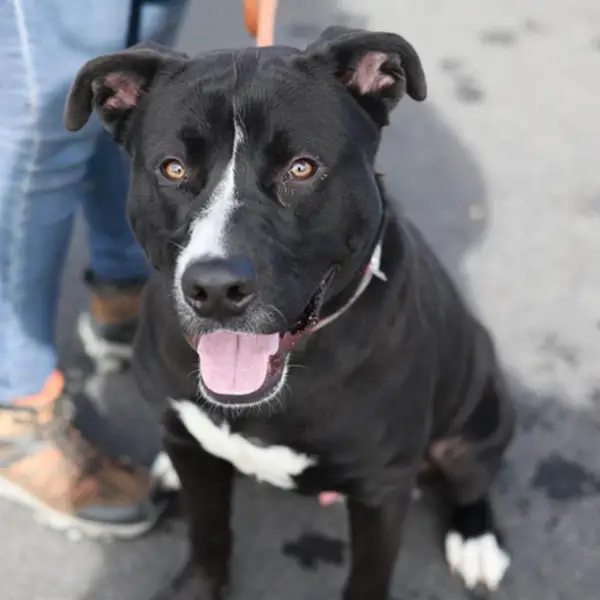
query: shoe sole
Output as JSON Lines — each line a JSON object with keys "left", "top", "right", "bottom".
{"left": 0, "top": 475, "right": 162, "bottom": 540}
{"left": 77, "top": 313, "right": 133, "bottom": 373}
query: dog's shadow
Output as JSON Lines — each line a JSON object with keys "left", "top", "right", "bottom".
{"left": 41, "top": 1, "right": 599, "bottom": 600}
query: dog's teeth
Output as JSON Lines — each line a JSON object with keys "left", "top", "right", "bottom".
{"left": 444, "top": 531, "right": 510, "bottom": 591}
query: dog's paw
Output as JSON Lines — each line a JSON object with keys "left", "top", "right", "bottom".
{"left": 444, "top": 531, "right": 510, "bottom": 592}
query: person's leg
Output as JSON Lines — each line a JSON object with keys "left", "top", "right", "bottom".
{"left": 0, "top": 0, "right": 184, "bottom": 538}
{"left": 84, "top": 133, "right": 150, "bottom": 285}
{"left": 77, "top": 132, "right": 150, "bottom": 371}
{"left": 78, "top": 0, "right": 189, "bottom": 370}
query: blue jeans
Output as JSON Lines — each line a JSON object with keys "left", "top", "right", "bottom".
{"left": 0, "top": 0, "right": 187, "bottom": 403}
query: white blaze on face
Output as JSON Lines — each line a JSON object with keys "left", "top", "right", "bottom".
{"left": 171, "top": 117, "right": 290, "bottom": 401}
{"left": 175, "top": 119, "right": 244, "bottom": 282}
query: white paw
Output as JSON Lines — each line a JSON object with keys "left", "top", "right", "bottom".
{"left": 444, "top": 531, "right": 510, "bottom": 592}
{"left": 151, "top": 452, "right": 181, "bottom": 490}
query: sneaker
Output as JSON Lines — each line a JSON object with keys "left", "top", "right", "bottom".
{"left": 0, "top": 371, "right": 162, "bottom": 539}
{"left": 77, "top": 269, "right": 146, "bottom": 373}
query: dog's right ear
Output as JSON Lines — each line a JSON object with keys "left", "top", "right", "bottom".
{"left": 64, "top": 42, "right": 188, "bottom": 141}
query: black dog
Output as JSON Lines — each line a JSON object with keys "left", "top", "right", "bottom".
{"left": 65, "top": 27, "right": 516, "bottom": 600}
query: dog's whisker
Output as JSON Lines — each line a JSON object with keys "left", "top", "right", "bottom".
{"left": 287, "top": 363, "right": 307, "bottom": 370}
{"left": 263, "top": 302, "right": 286, "bottom": 325}
{"left": 169, "top": 239, "right": 185, "bottom": 251}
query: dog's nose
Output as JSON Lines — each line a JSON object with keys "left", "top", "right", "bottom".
{"left": 180, "top": 257, "right": 256, "bottom": 318}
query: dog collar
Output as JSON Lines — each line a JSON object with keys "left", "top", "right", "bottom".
{"left": 310, "top": 241, "right": 387, "bottom": 334}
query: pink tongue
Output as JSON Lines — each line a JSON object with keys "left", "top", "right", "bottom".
{"left": 197, "top": 331, "right": 280, "bottom": 396}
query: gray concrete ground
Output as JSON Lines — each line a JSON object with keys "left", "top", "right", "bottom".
{"left": 2, "top": 0, "right": 600, "bottom": 599}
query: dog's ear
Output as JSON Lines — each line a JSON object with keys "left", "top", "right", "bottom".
{"left": 299, "top": 26, "right": 426, "bottom": 126}
{"left": 64, "top": 42, "right": 189, "bottom": 141}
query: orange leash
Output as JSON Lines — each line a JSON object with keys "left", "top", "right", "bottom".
{"left": 243, "top": 0, "right": 278, "bottom": 47}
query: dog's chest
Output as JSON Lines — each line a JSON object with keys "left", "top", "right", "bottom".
{"left": 170, "top": 400, "right": 317, "bottom": 489}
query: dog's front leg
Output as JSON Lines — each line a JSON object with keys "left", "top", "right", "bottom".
{"left": 153, "top": 413, "right": 234, "bottom": 600}
{"left": 343, "top": 482, "right": 414, "bottom": 600}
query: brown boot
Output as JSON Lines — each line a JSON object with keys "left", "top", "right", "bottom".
{"left": 0, "top": 371, "right": 162, "bottom": 539}
{"left": 77, "top": 269, "right": 146, "bottom": 372}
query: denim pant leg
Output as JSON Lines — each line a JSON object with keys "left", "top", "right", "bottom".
{"left": 83, "top": 0, "right": 189, "bottom": 281}
{"left": 0, "top": 0, "right": 187, "bottom": 403}
{"left": 82, "top": 132, "right": 150, "bottom": 282}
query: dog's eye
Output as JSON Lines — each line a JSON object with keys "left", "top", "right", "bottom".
{"left": 160, "top": 159, "right": 187, "bottom": 182}
{"left": 287, "top": 158, "right": 317, "bottom": 181}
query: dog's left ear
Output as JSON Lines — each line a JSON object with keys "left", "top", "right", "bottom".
{"left": 298, "top": 26, "right": 427, "bottom": 126}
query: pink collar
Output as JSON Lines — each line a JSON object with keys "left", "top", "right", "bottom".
{"left": 310, "top": 242, "right": 387, "bottom": 334}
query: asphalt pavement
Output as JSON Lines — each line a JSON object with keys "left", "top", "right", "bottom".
{"left": 2, "top": 1, "right": 600, "bottom": 599}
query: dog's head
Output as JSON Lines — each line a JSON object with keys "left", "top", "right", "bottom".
{"left": 65, "top": 27, "right": 426, "bottom": 408}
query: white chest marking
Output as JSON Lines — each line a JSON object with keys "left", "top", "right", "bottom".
{"left": 170, "top": 400, "right": 317, "bottom": 490}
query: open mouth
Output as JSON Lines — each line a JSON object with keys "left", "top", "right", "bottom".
{"left": 191, "top": 270, "right": 335, "bottom": 405}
